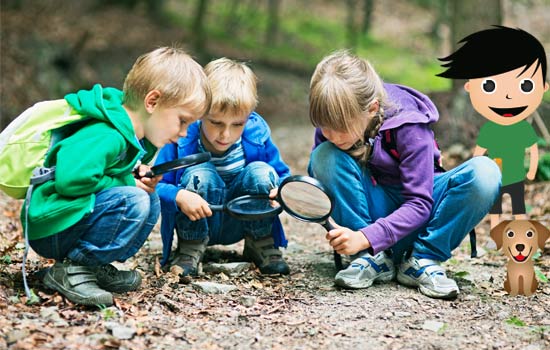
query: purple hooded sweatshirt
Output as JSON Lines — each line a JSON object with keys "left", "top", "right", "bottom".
{"left": 313, "top": 83, "right": 442, "bottom": 254}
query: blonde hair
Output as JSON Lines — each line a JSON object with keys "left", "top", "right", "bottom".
{"left": 204, "top": 57, "right": 258, "bottom": 116}
{"left": 309, "top": 50, "right": 388, "bottom": 164}
{"left": 123, "top": 46, "right": 211, "bottom": 117}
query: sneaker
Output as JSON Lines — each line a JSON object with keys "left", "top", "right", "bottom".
{"left": 334, "top": 251, "right": 395, "bottom": 289}
{"left": 170, "top": 237, "right": 209, "bottom": 276}
{"left": 397, "top": 255, "right": 459, "bottom": 299}
{"left": 43, "top": 260, "right": 113, "bottom": 306}
{"left": 243, "top": 236, "right": 290, "bottom": 275}
{"left": 93, "top": 264, "right": 142, "bottom": 293}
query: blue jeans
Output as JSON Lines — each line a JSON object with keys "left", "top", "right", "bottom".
{"left": 175, "top": 161, "right": 279, "bottom": 245}
{"left": 30, "top": 186, "right": 160, "bottom": 266}
{"left": 309, "top": 143, "right": 501, "bottom": 262}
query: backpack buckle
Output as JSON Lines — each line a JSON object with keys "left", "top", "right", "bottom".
{"left": 30, "top": 166, "right": 56, "bottom": 185}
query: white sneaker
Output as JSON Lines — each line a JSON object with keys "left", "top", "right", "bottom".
{"left": 334, "top": 251, "right": 395, "bottom": 289}
{"left": 397, "top": 256, "right": 459, "bottom": 299}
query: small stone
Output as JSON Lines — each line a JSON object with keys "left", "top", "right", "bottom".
{"left": 239, "top": 295, "right": 256, "bottom": 307}
{"left": 422, "top": 320, "right": 445, "bottom": 332}
{"left": 191, "top": 281, "right": 237, "bottom": 294}
{"left": 203, "top": 262, "right": 251, "bottom": 276}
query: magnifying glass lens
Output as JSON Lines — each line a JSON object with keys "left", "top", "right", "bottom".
{"left": 279, "top": 182, "right": 331, "bottom": 220}
{"left": 227, "top": 196, "right": 280, "bottom": 215}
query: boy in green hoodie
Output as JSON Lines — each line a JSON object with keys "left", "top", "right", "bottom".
{"left": 25, "top": 47, "right": 211, "bottom": 306}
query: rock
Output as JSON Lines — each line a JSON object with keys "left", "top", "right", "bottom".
{"left": 203, "top": 262, "right": 251, "bottom": 276}
{"left": 104, "top": 321, "right": 136, "bottom": 340}
{"left": 422, "top": 320, "right": 445, "bottom": 333}
{"left": 393, "top": 311, "right": 411, "bottom": 317}
{"left": 191, "top": 282, "right": 238, "bottom": 294}
{"left": 6, "top": 329, "right": 29, "bottom": 344}
{"left": 239, "top": 295, "right": 256, "bottom": 307}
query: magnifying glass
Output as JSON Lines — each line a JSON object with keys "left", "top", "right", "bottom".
{"left": 209, "top": 194, "right": 282, "bottom": 220}
{"left": 277, "top": 175, "right": 343, "bottom": 270}
{"left": 206, "top": 175, "right": 343, "bottom": 270}
{"left": 140, "top": 152, "right": 212, "bottom": 178}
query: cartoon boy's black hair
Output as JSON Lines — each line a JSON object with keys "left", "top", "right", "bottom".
{"left": 437, "top": 26, "right": 547, "bottom": 81}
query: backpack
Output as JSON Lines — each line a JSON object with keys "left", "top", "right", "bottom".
{"left": 380, "top": 128, "right": 478, "bottom": 259}
{"left": 0, "top": 99, "right": 90, "bottom": 303}
{"left": 0, "top": 99, "right": 89, "bottom": 199}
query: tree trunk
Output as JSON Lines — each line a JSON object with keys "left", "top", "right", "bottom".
{"left": 265, "top": 0, "right": 281, "bottom": 45}
{"left": 362, "top": 0, "right": 374, "bottom": 35}
{"left": 446, "top": 0, "right": 502, "bottom": 147}
{"left": 192, "top": 0, "right": 209, "bottom": 57}
{"left": 346, "top": 0, "right": 360, "bottom": 51}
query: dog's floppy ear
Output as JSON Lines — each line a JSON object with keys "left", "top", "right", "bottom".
{"left": 529, "top": 220, "right": 550, "bottom": 250}
{"left": 490, "top": 220, "right": 511, "bottom": 250}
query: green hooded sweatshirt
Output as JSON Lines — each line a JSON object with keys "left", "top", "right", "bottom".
{"left": 25, "top": 84, "right": 157, "bottom": 240}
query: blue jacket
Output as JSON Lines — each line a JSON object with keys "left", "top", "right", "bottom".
{"left": 156, "top": 111, "right": 291, "bottom": 265}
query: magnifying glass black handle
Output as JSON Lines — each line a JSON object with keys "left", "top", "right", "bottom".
{"left": 209, "top": 204, "right": 224, "bottom": 211}
{"left": 321, "top": 220, "right": 335, "bottom": 231}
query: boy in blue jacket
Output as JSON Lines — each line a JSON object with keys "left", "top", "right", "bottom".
{"left": 156, "top": 58, "right": 291, "bottom": 276}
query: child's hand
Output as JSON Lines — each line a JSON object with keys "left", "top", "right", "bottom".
{"left": 326, "top": 222, "right": 371, "bottom": 255}
{"left": 176, "top": 189, "right": 212, "bottom": 221}
{"left": 526, "top": 169, "right": 536, "bottom": 180}
{"left": 268, "top": 187, "right": 279, "bottom": 208}
{"left": 134, "top": 165, "right": 162, "bottom": 193}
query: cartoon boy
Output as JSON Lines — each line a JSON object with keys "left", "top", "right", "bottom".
{"left": 437, "top": 26, "right": 548, "bottom": 228}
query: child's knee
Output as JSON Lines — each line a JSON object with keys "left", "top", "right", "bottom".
{"left": 310, "top": 142, "right": 352, "bottom": 181}
{"left": 180, "top": 163, "right": 223, "bottom": 191}
{"left": 124, "top": 187, "right": 153, "bottom": 220}
{"left": 244, "top": 162, "right": 278, "bottom": 186}
{"left": 468, "top": 156, "right": 501, "bottom": 199}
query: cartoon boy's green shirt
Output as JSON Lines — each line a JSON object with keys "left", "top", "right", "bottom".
{"left": 477, "top": 120, "right": 537, "bottom": 186}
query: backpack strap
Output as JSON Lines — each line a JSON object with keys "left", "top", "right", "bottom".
{"left": 21, "top": 166, "right": 57, "bottom": 303}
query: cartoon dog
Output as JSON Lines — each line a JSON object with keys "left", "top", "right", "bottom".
{"left": 490, "top": 220, "right": 550, "bottom": 296}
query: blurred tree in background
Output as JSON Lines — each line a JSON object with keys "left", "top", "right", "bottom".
{"left": 1, "top": 0, "right": 548, "bottom": 157}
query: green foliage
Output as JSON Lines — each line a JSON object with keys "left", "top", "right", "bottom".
{"left": 99, "top": 305, "right": 117, "bottom": 320}
{"left": 534, "top": 152, "right": 550, "bottom": 181}
{"left": 166, "top": 1, "right": 450, "bottom": 92}
{"left": 1, "top": 255, "right": 11, "bottom": 264}
{"left": 506, "top": 316, "right": 526, "bottom": 327}
{"left": 26, "top": 289, "right": 40, "bottom": 305}
{"left": 534, "top": 267, "right": 548, "bottom": 283}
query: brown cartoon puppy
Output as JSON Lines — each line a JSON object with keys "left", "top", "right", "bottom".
{"left": 490, "top": 220, "right": 550, "bottom": 296}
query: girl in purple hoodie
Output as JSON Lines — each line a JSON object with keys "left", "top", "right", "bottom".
{"left": 308, "top": 51, "right": 500, "bottom": 299}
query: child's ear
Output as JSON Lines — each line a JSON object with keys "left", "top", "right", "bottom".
{"left": 144, "top": 90, "right": 161, "bottom": 113}
{"left": 490, "top": 220, "right": 511, "bottom": 250}
{"left": 529, "top": 220, "right": 550, "bottom": 250}
{"left": 544, "top": 82, "right": 549, "bottom": 92}
{"left": 464, "top": 81, "right": 471, "bottom": 93}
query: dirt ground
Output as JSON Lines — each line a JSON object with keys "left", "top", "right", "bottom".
{"left": 1, "top": 1, "right": 550, "bottom": 349}
{"left": 1, "top": 118, "right": 549, "bottom": 349}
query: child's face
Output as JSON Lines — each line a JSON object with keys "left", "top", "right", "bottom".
{"left": 320, "top": 127, "right": 361, "bottom": 151}
{"left": 144, "top": 104, "right": 198, "bottom": 147}
{"left": 465, "top": 61, "right": 549, "bottom": 126}
{"left": 200, "top": 110, "right": 249, "bottom": 154}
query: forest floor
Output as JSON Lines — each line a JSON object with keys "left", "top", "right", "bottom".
{"left": 1, "top": 1, "right": 550, "bottom": 349}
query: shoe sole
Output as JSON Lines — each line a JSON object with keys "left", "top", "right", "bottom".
{"left": 335, "top": 271, "right": 395, "bottom": 289}
{"left": 44, "top": 271, "right": 113, "bottom": 306}
{"left": 396, "top": 272, "right": 459, "bottom": 299}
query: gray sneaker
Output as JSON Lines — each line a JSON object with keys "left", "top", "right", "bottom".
{"left": 93, "top": 264, "right": 142, "bottom": 293}
{"left": 397, "top": 256, "right": 459, "bottom": 299}
{"left": 170, "top": 237, "right": 209, "bottom": 276}
{"left": 334, "top": 251, "right": 395, "bottom": 289}
{"left": 243, "top": 236, "right": 290, "bottom": 275}
{"left": 43, "top": 260, "right": 113, "bottom": 306}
